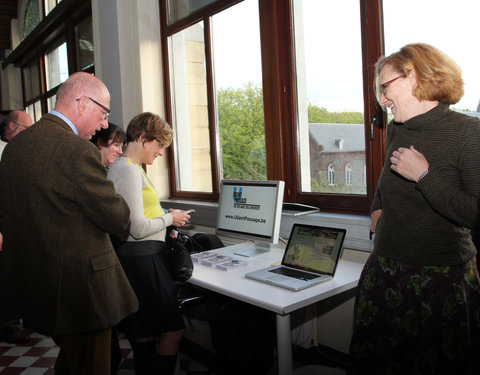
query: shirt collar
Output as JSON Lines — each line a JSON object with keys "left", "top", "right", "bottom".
{"left": 49, "top": 110, "right": 79, "bottom": 135}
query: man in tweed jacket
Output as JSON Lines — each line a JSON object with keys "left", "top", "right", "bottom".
{"left": 0, "top": 72, "right": 138, "bottom": 374}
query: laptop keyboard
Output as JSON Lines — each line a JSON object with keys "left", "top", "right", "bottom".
{"left": 269, "top": 267, "right": 319, "bottom": 281}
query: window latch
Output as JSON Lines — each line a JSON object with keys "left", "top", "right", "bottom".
{"left": 370, "top": 113, "right": 380, "bottom": 140}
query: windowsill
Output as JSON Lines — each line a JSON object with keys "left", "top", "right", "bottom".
{"left": 164, "top": 199, "right": 374, "bottom": 253}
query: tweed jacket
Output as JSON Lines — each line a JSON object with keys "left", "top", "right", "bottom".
{"left": 0, "top": 113, "right": 138, "bottom": 337}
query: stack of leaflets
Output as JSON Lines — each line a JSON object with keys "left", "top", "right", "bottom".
{"left": 201, "top": 255, "right": 233, "bottom": 267}
{"left": 191, "top": 251, "right": 218, "bottom": 263}
{"left": 191, "top": 252, "right": 248, "bottom": 271}
{"left": 216, "top": 259, "right": 248, "bottom": 271}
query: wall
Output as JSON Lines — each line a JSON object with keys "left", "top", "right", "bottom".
{"left": 91, "top": 0, "right": 170, "bottom": 197}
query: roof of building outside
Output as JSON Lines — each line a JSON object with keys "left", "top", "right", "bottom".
{"left": 309, "top": 123, "right": 365, "bottom": 153}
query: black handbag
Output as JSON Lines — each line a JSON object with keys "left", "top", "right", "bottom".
{"left": 166, "top": 226, "right": 200, "bottom": 281}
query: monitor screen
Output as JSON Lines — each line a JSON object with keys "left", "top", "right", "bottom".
{"left": 216, "top": 180, "right": 285, "bottom": 255}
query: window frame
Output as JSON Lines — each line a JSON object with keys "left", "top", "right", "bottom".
{"left": 3, "top": 0, "right": 92, "bottom": 117}
{"left": 161, "top": 0, "right": 245, "bottom": 203}
{"left": 160, "top": 0, "right": 386, "bottom": 215}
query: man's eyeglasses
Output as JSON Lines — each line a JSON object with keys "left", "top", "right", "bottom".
{"left": 379, "top": 75, "right": 403, "bottom": 95}
{"left": 76, "top": 96, "right": 111, "bottom": 120}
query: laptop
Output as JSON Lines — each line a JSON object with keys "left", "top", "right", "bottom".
{"left": 245, "top": 223, "right": 346, "bottom": 291}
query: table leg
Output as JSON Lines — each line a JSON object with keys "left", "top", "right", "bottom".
{"left": 276, "top": 313, "right": 292, "bottom": 375}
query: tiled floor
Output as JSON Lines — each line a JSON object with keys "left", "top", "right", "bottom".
{"left": 0, "top": 332, "right": 212, "bottom": 374}
{"left": 0, "top": 322, "right": 348, "bottom": 375}
{"left": 0, "top": 333, "right": 57, "bottom": 374}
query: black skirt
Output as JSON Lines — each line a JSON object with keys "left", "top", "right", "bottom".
{"left": 116, "top": 241, "right": 184, "bottom": 340}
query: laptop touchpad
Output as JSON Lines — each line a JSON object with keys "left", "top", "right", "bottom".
{"left": 266, "top": 275, "right": 290, "bottom": 282}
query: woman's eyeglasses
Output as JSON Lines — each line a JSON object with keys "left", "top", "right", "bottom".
{"left": 379, "top": 75, "right": 403, "bottom": 95}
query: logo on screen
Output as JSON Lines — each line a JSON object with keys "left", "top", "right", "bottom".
{"left": 233, "top": 187, "right": 243, "bottom": 203}
{"left": 232, "top": 186, "right": 260, "bottom": 210}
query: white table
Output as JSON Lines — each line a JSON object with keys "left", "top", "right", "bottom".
{"left": 187, "top": 243, "right": 364, "bottom": 375}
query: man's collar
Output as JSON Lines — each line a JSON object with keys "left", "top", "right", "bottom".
{"left": 49, "top": 110, "right": 79, "bottom": 135}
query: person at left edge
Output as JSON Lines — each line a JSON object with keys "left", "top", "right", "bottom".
{"left": 0, "top": 109, "right": 33, "bottom": 159}
{"left": 0, "top": 72, "right": 139, "bottom": 375}
{"left": 0, "top": 110, "right": 33, "bottom": 345}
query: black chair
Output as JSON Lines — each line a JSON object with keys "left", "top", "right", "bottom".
{"left": 176, "top": 282, "right": 208, "bottom": 332}
{"left": 177, "top": 232, "right": 224, "bottom": 331}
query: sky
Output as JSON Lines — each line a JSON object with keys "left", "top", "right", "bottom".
{"left": 212, "top": 0, "right": 480, "bottom": 113}
{"left": 383, "top": 0, "right": 480, "bottom": 112}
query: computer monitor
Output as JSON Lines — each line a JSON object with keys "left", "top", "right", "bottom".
{"left": 216, "top": 179, "right": 285, "bottom": 257}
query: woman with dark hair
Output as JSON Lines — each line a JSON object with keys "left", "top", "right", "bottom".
{"left": 107, "top": 112, "right": 190, "bottom": 375}
{"left": 91, "top": 122, "right": 128, "bottom": 374}
{"left": 90, "top": 123, "right": 126, "bottom": 168}
{"left": 349, "top": 43, "right": 480, "bottom": 374}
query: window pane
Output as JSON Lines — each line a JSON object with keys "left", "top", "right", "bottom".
{"left": 293, "top": 0, "right": 366, "bottom": 195}
{"left": 76, "top": 17, "right": 94, "bottom": 71}
{"left": 167, "top": 0, "right": 217, "bottom": 25}
{"left": 47, "top": 95, "right": 57, "bottom": 112}
{"left": 26, "top": 101, "right": 42, "bottom": 122}
{"left": 26, "top": 104, "right": 34, "bottom": 121}
{"left": 44, "top": 0, "right": 57, "bottom": 15}
{"left": 23, "top": 59, "right": 40, "bottom": 101}
{"left": 212, "top": 0, "right": 266, "bottom": 181}
{"left": 168, "top": 22, "right": 213, "bottom": 192}
{"left": 23, "top": 0, "right": 40, "bottom": 39}
{"left": 34, "top": 101, "right": 42, "bottom": 121}
{"left": 383, "top": 0, "right": 480, "bottom": 113}
{"left": 45, "top": 41, "right": 69, "bottom": 91}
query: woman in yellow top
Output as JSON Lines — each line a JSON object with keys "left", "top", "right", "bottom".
{"left": 107, "top": 112, "right": 190, "bottom": 375}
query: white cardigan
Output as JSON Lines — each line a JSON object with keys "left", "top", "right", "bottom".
{"left": 107, "top": 156, "right": 173, "bottom": 242}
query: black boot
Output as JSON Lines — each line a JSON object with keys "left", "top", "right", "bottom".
{"left": 150, "top": 354, "right": 177, "bottom": 375}
{"left": 132, "top": 341, "right": 157, "bottom": 375}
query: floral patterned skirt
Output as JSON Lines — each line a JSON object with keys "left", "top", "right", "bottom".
{"left": 349, "top": 253, "right": 480, "bottom": 375}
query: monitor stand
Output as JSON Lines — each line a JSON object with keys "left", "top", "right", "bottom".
{"left": 234, "top": 241, "right": 275, "bottom": 258}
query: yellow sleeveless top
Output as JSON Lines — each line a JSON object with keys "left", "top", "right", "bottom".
{"left": 126, "top": 159, "right": 164, "bottom": 219}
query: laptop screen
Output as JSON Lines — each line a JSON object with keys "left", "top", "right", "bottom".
{"left": 281, "top": 224, "right": 346, "bottom": 275}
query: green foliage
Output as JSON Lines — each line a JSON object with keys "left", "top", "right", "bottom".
{"left": 308, "top": 104, "right": 364, "bottom": 124}
{"left": 311, "top": 172, "right": 366, "bottom": 194}
{"left": 311, "top": 172, "right": 337, "bottom": 193}
{"left": 217, "top": 82, "right": 266, "bottom": 180}
{"left": 217, "top": 85, "right": 366, "bottom": 190}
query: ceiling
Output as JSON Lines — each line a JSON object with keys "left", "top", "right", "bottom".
{"left": 0, "top": 0, "right": 19, "bottom": 54}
